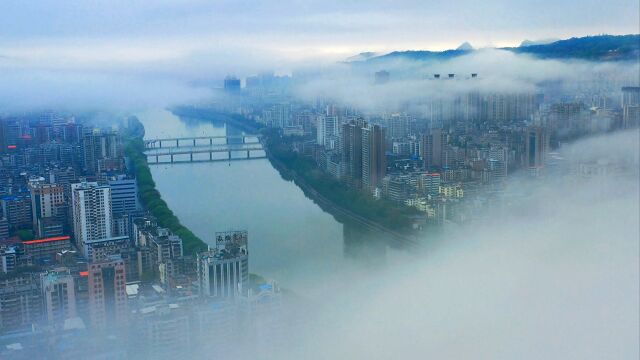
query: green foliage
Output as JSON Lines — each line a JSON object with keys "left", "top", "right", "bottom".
{"left": 510, "top": 34, "right": 640, "bottom": 61}
{"left": 168, "top": 110, "right": 418, "bottom": 232}
{"left": 264, "top": 130, "right": 417, "bottom": 231}
{"left": 124, "top": 118, "right": 208, "bottom": 255}
{"left": 15, "top": 229, "right": 34, "bottom": 241}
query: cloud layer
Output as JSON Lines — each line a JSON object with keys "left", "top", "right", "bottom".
{"left": 278, "top": 130, "right": 640, "bottom": 359}
{"left": 294, "top": 50, "right": 640, "bottom": 112}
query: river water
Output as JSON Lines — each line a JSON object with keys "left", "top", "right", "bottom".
{"left": 138, "top": 109, "right": 409, "bottom": 297}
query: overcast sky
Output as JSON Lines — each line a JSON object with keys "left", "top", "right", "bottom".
{"left": 0, "top": 0, "right": 637, "bottom": 113}
{"left": 0, "top": 0, "right": 638, "bottom": 68}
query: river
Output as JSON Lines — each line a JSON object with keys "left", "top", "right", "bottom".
{"left": 138, "top": 109, "right": 410, "bottom": 297}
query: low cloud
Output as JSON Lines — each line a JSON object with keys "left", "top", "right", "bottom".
{"left": 277, "top": 129, "right": 639, "bottom": 359}
{"left": 0, "top": 69, "right": 212, "bottom": 114}
{"left": 293, "top": 49, "right": 640, "bottom": 112}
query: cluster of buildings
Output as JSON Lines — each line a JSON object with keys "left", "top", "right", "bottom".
{"left": 220, "top": 72, "right": 640, "bottom": 226}
{"left": 0, "top": 113, "right": 283, "bottom": 358}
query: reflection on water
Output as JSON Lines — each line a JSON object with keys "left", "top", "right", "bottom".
{"left": 343, "top": 222, "right": 388, "bottom": 267}
{"left": 138, "top": 109, "right": 409, "bottom": 297}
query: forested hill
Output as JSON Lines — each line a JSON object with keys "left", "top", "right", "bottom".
{"left": 357, "top": 34, "right": 639, "bottom": 63}
{"left": 505, "top": 34, "right": 639, "bottom": 61}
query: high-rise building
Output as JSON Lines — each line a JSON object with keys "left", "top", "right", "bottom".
{"left": 420, "top": 172, "right": 441, "bottom": 196}
{"left": 525, "top": 127, "right": 549, "bottom": 172}
{"left": 62, "top": 122, "right": 83, "bottom": 143}
{"left": 146, "top": 227, "right": 183, "bottom": 266}
{"left": 623, "top": 105, "right": 640, "bottom": 128}
{"left": 29, "top": 183, "right": 66, "bottom": 237}
{"left": 316, "top": 115, "right": 339, "bottom": 149}
{"left": 622, "top": 86, "right": 640, "bottom": 107}
{"left": 421, "top": 128, "right": 446, "bottom": 169}
{"left": 82, "top": 128, "right": 121, "bottom": 175}
{"left": 488, "top": 145, "right": 508, "bottom": 181}
{"left": 0, "top": 274, "right": 43, "bottom": 334}
{"left": 382, "top": 174, "right": 413, "bottom": 203}
{"left": 88, "top": 255, "right": 127, "bottom": 331}
{"left": 40, "top": 267, "right": 77, "bottom": 325}
{"left": 0, "top": 246, "right": 18, "bottom": 273}
{"left": 71, "top": 181, "right": 113, "bottom": 257}
{"left": 485, "top": 93, "right": 537, "bottom": 124}
{"left": 263, "top": 103, "right": 291, "bottom": 128}
{"left": 198, "top": 231, "right": 249, "bottom": 299}
{"left": 48, "top": 166, "right": 77, "bottom": 189}
{"left": 464, "top": 90, "right": 482, "bottom": 124}
{"left": 362, "top": 124, "right": 386, "bottom": 191}
{"left": 316, "top": 116, "right": 325, "bottom": 146}
{"left": 107, "top": 175, "right": 139, "bottom": 217}
{"left": 341, "top": 120, "right": 364, "bottom": 188}
{"left": 224, "top": 76, "right": 241, "bottom": 93}
{"left": 0, "top": 194, "right": 32, "bottom": 231}
{"left": 548, "top": 102, "right": 586, "bottom": 133}
{"left": 388, "top": 114, "right": 410, "bottom": 139}
{"left": 0, "top": 218, "right": 8, "bottom": 240}
{"left": 622, "top": 87, "right": 640, "bottom": 128}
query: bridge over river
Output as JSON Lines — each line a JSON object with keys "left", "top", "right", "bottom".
{"left": 144, "top": 135, "right": 265, "bottom": 164}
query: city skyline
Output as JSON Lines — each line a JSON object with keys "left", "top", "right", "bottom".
{"left": 0, "top": 1, "right": 638, "bottom": 359}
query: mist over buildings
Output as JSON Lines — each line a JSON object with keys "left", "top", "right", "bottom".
{"left": 293, "top": 50, "right": 639, "bottom": 112}
{"left": 0, "top": 0, "right": 637, "bottom": 115}
{"left": 0, "top": 1, "right": 638, "bottom": 359}
{"left": 1, "top": 47, "right": 638, "bottom": 116}
{"left": 0, "top": 35, "right": 638, "bottom": 359}
{"left": 146, "top": 129, "right": 637, "bottom": 359}
{"left": 268, "top": 129, "right": 639, "bottom": 360}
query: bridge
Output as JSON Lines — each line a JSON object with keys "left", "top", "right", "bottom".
{"left": 144, "top": 135, "right": 265, "bottom": 164}
{"left": 144, "top": 135, "right": 262, "bottom": 149}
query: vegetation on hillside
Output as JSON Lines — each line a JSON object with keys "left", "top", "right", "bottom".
{"left": 361, "top": 34, "right": 640, "bottom": 63}
{"left": 508, "top": 34, "right": 640, "bottom": 61}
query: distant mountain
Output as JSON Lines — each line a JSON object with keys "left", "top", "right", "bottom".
{"left": 354, "top": 34, "right": 639, "bottom": 63}
{"left": 362, "top": 48, "right": 471, "bottom": 64}
{"left": 345, "top": 52, "right": 378, "bottom": 62}
{"left": 456, "top": 42, "right": 474, "bottom": 51}
{"left": 508, "top": 35, "right": 640, "bottom": 61}
{"left": 520, "top": 38, "right": 559, "bottom": 47}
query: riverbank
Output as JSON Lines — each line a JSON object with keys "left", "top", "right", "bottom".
{"left": 263, "top": 129, "right": 419, "bottom": 240}
{"left": 264, "top": 137, "right": 419, "bottom": 245}
{"left": 171, "top": 106, "right": 420, "bottom": 242}
{"left": 123, "top": 116, "right": 208, "bottom": 255}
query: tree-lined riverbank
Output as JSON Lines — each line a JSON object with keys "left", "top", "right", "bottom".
{"left": 123, "top": 116, "right": 208, "bottom": 255}
{"left": 171, "top": 107, "right": 420, "bottom": 241}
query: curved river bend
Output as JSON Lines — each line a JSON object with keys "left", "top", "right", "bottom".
{"left": 139, "top": 109, "right": 409, "bottom": 297}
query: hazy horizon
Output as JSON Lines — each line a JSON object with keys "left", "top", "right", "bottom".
{"left": 0, "top": 1, "right": 638, "bottom": 359}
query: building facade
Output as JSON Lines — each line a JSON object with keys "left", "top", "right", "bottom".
{"left": 41, "top": 267, "right": 77, "bottom": 325}
{"left": 87, "top": 256, "right": 127, "bottom": 331}
{"left": 71, "top": 181, "right": 113, "bottom": 257}
{"left": 362, "top": 123, "right": 386, "bottom": 191}
{"left": 198, "top": 231, "right": 249, "bottom": 299}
